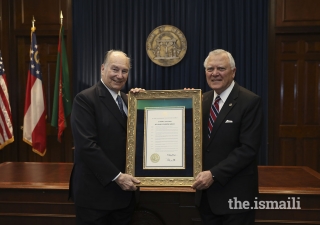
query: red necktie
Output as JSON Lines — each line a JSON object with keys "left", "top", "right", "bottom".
{"left": 208, "top": 96, "right": 221, "bottom": 138}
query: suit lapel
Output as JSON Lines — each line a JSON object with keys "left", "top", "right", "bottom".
{"left": 97, "top": 81, "right": 127, "bottom": 129}
{"left": 120, "top": 92, "right": 128, "bottom": 109}
{"left": 203, "top": 91, "right": 214, "bottom": 146}
{"left": 206, "top": 83, "right": 239, "bottom": 147}
{"left": 203, "top": 91, "right": 214, "bottom": 121}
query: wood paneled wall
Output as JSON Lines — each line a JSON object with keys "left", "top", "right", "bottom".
{"left": 0, "top": 0, "right": 320, "bottom": 174}
{"left": 0, "top": 0, "right": 73, "bottom": 162}
{"left": 269, "top": 0, "right": 320, "bottom": 172}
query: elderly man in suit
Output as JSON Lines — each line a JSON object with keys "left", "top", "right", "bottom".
{"left": 192, "top": 49, "right": 262, "bottom": 225}
{"left": 69, "top": 50, "right": 140, "bottom": 225}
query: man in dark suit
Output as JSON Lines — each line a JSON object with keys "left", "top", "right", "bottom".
{"left": 192, "top": 49, "right": 262, "bottom": 225}
{"left": 69, "top": 50, "right": 141, "bottom": 225}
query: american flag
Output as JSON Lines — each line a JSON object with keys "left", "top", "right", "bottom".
{"left": 23, "top": 30, "right": 47, "bottom": 156}
{"left": 0, "top": 50, "right": 14, "bottom": 149}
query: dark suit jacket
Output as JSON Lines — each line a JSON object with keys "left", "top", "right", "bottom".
{"left": 69, "top": 80, "right": 133, "bottom": 210}
{"left": 195, "top": 82, "right": 262, "bottom": 215}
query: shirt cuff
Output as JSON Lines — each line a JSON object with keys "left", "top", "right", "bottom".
{"left": 112, "top": 172, "right": 121, "bottom": 181}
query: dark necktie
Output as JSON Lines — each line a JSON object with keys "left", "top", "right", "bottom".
{"left": 208, "top": 95, "right": 221, "bottom": 138}
{"left": 116, "top": 95, "right": 126, "bottom": 118}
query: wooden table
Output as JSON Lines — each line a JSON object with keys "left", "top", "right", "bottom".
{"left": 0, "top": 162, "right": 319, "bottom": 225}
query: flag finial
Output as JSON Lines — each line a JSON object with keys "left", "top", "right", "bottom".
{"left": 31, "top": 16, "right": 36, "bottom": 32}
{"left": 60, "top": 11, "right": 63, "bottom": 26}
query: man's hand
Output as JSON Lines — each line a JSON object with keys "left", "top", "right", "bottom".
{"left": 130, "top": 88, "right": 145, "bottom": 93}
{"left": 191, "top": 170, "right": 214, "bottom": 190}
{"left": 115, "top": 173, "right": 141, "bottom": 191}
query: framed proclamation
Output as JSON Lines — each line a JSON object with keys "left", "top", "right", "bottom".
{"left": 125, "top": 89, "right": 202, "bottom": 186}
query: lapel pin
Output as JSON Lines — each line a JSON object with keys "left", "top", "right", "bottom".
{"left": 229, "top": 103, "right": 232, "bottom": 106}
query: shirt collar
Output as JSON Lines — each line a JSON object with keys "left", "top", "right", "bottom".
{"left": 214, "top": 80, "right": 235, "bottom": 103}
{"left": 100, "top": 79, "right": 120, "bottom": 101}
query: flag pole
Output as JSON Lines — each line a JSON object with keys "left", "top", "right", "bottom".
{"left": 60, "top": 11, "right": 63, "bottom": 37}
{"left": 30, "top": 16, "right": 36, "bottom": 60}
{"left": 31, "top": 16, "right": 36, "bottom": 49}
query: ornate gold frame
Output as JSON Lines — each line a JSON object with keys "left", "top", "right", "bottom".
{"left": 126, "top": 89, "right": 202, "bottom": 186}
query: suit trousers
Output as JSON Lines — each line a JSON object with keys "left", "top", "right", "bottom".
{"left": 75, "top": 194, "right": 136, "bottom": 225}
{"left": 198, "top": 191, "right": 255, "bottom": 225}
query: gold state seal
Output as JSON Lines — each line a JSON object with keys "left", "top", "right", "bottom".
{"left": 150, "top": 153, "right": 160, "bottom": 163}
{"left": 146, "top": 25, "right": 187, "bottom": 67}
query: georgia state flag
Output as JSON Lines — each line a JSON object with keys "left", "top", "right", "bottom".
{"left": 23, "top": 30, "right": 47, "bottom": 156}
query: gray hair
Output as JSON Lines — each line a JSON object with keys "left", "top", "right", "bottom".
{"left": 203, "top": 49, "right": 236, "bottom": 70}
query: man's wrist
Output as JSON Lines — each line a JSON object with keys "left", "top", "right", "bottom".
{"left": 113, "top": 172, "right": 121, "bottom": 181}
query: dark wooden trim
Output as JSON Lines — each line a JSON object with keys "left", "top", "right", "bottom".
{"left": 268, "top": 0, "right": 276, "bottom": 166}
{"left": 1, "top": 163, "right": 319, "bottom": 225}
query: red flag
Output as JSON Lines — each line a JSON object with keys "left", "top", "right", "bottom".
{"left": 23, "top": 28, "right": 47, "bottom": 156}
{"left": 0, "top": 50, "right": 14, "bottom": 149}
{"left": 51, "top": 25, "right": 72, "bottom": 142}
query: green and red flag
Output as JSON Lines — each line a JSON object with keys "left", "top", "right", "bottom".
{"left": 51, "top": 25, "right": 72, "bottom": 142}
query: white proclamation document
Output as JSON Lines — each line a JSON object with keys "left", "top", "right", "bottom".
{"left": 144, "top": 107, "right": 185, "bottom": 169}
